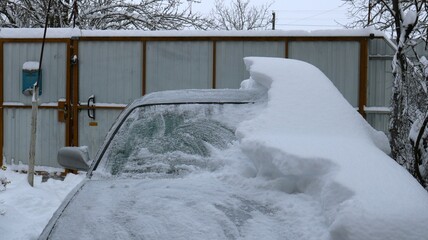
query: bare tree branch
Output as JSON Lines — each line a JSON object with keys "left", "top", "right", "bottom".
{"left": 0, "top": 0, "right": 210, "bottom": 30}
{"left": 208, "top": 0, "right": 273, "bottom": 30}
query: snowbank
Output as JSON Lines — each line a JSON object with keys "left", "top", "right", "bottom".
{"left": 238, "top": 57, "right": 428, "bottom": 240}
{"left": 0, "top": 167, "right": 84, "bottom": 240}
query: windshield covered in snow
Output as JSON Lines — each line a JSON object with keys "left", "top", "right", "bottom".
{"left": 96, "top": 103, "right": 257, "bottom": 178}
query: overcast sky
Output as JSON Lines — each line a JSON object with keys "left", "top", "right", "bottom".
{"left": 192, "top": 0, "right": 351, "bottom": 31}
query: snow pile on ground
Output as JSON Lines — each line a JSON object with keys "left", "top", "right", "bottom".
{"left": 238, "top": 57, "right": 428, "bottom": 240}
{"left": 0, "top": 166, "right": 84, "bottom": 240}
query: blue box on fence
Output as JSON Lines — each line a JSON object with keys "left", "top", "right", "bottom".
{"left": 22, "top": 69, "right": 42, "bottom": 96}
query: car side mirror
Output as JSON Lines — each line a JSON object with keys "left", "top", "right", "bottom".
{"left": 58, "top": 147, "right": 91, "bottom": 171}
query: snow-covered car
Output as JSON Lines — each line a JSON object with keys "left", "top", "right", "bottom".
{"left": 39, "top": 57, "right": 428, "bottom": 240}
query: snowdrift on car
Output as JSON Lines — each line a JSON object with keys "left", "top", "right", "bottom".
{"left": 238, "top": 57, "right": 428, "bottom": 240}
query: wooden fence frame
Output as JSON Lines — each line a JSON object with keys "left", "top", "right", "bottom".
{"left": 0, "top": 35, "right": 375, "bottom": 166}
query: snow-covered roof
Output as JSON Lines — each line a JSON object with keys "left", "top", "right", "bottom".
{"left": 0, "top": 27, "right": 386, "bottom": 39}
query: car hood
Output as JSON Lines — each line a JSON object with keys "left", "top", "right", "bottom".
{"left": 43, "top": 174, "right": 328, "bottom": 240}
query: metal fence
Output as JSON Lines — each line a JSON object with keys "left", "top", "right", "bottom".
{"left": 0, "top": 30, "right": 396, "bottom": 167}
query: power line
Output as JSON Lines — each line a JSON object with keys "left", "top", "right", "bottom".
{"left": 286, "top": 6, "right": 344, "bottom": 24}
{"left": 272, "top": 2, "right": 348, "bottom": 13}
{"left": 272, "top": 9, "right": 344, "bottom": 12}
{"left": 277, "top": 17, "right": 348, "bottom": 21}
{"left": 272, "top": 2, "right": 348, "bottom": 26}
{"left": 276, "top": 24, "right": 342, "bottom": 27}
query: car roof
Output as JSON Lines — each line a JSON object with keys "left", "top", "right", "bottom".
{"left": 129, "top": 89, "right": 265, "bottom": 108}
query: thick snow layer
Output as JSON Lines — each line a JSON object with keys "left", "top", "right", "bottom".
{"left": 0, "top": 167, "right": 84, "bottom": 240}
{"left": 0, "top": 28, "right": 81, "bottom": 39}
{"left": 403, "top": 10, "right": 417, "bottom": 27}
{"left": 0, "top": 27, "right": 385, "bottom": 39}
{"left": 239, "top": 57, "right": 428, "bottom": 240}
{"left": 22, "top": 61, "right": 39, "bottom": 71}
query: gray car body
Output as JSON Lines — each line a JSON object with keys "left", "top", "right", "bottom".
{"left": 38, "top": 88, "right": 265, "bottom": 239}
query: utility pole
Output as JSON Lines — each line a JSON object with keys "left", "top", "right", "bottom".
{"left": 368, "top": 0, "right": 372, "bottom": 25}
{"left": 272, "top": 11, "right": 276, "bottom": 30}
{"left": 187, "top": 0, "right": 201, "bottom": 15}
{"left": 188, "top": 0, "right": 193, "bottom": 14}
{"left": 72, "top": 0, "right": 78, "bottom": 28}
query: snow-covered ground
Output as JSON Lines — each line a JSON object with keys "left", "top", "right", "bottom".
{"left": 0, "top": 166, "right": 84, "bottom": 240}
{"left": 2, "top": 57, "right": 428, "bottom": 240}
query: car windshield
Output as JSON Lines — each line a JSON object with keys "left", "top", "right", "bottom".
{"left": 95, "top": 103, "right": 259, "bottom": 178}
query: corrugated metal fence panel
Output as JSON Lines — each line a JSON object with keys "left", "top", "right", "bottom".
{"left": 367, "top": 38, "right": 395, "bottom": 132}
{"left": 288, "top": 41, "right": 360, "bottom": 107}
{"left": 78, "top": 109, "right": 122, "bottom": 159}
{"left": 366, "top": 113, "right": 389, "bottom": 133}
{"left": 216, "top": 41, "right": 285, "bottom": 89}
{"left": 78, "top": 41, "right": 142, "bottom": 159}
{"left": 1, "top": 38, "right": 397, "bottom": 167}
{"left": 3, "top": 42, "right": 67, "bottom": 103}
{"left": 367, "top": 59, "right": 393, "bottom": 107}
{"left": 146, "top": 41, "right": 212, "bottom": 93}
{"left": 369, "top": 38, "right": 395, "bottom": 56}
{"left": 367, "top": 38, "right": 396, "bottom": 107}
{"left": 79, "top": 41, "right": 143, "bottom": 104}
{"left": 3, "top": 108, "right": 65, "bottom": 167}
{"left": 2, "top": 42, "right": 67, "bottom": 167}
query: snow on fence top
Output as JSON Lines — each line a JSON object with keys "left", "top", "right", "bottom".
{"left": 0, "top": 27, "right": 386, "bottom": 39}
